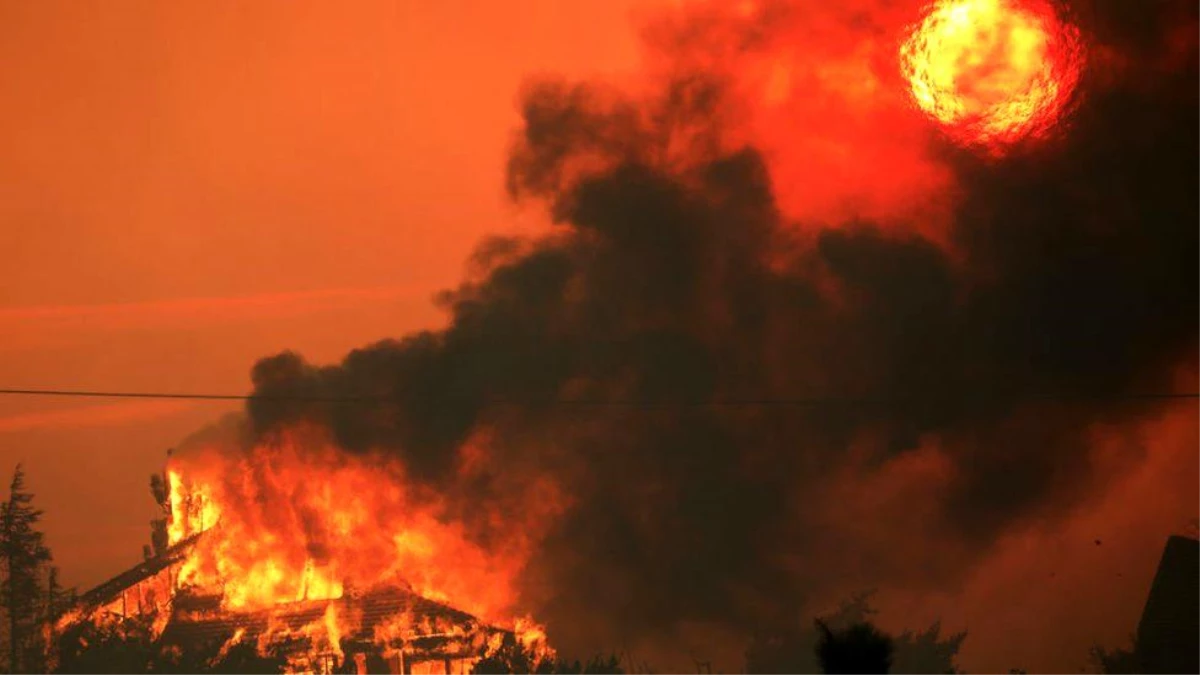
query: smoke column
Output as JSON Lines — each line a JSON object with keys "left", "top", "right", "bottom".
{"left": 176, "top": 0, "right": 1197, "bottom": 669}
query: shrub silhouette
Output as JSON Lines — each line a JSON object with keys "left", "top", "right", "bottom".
{"left": 746, "top": 591, "right": 963, "bottom": 674}
{"left": 815, "top": 619, "right": 894, "bottom": 674}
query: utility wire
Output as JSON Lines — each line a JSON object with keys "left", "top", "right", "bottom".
{"left": 0, "top": 388, "right": 1195, "bottom": 407}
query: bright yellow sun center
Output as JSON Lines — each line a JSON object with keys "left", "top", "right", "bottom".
{"left": 901, "top": 0, "right": 1084, "bottom": 151}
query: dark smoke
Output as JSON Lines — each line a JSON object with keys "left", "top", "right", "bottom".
{"left": 242, "top": 0, "right": 1197, "bottom": 659}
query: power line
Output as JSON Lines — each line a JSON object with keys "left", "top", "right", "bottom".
{"left": 0, "top": 387, "right": 1195, "bottom": 407}
{"left": 0, "top": 388, "right": 249, "bottom": 401}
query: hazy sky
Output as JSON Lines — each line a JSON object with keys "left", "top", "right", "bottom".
{"left": 0, "top": 3, "right": 1195, "bottom": 673}
{"left": 0, "top": 0, "right": 644, "bottom": 590}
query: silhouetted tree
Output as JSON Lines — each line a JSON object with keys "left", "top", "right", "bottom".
{"left": 815, "top": 619, "right": 893, "bottom": 674}
{"left": 890, "top": 621, "right": 966, "bottom": 674}
{"left": 147, "top": 467, "right": 172, "bottom": 559}
{"left": 0, "top": 465, "right": 53, "bottom": 673}
{"left": 41, "top": 565, "right": 76, "bottom": 670}
{"left": 1088, "top": 635, "right": 1140, "bottom": 674}
{"left": 746, "top": 592, "right": 872, "bottom": 673}
{"left": 744, "top": 624, "right": 820, "bottom": 673}
{"left": 746, "top": 591, "right": 965, "bottom": 674}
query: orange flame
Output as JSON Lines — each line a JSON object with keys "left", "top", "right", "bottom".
{"left": 900, "top": 0, "right": 1085, "bottom": 153}
{"left": 163, "top": 426, "right": 563, "bottom": 667}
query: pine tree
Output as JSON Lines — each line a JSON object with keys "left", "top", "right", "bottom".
{"left": 0, "top": 465, "right": 52, "bottom": 674}
{"left": 43, "top": 565, "right": 74, "bottom": 643}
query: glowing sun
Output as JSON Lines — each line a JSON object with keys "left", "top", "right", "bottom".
{"left": 901, "top": 0, "right": 1085, "bottom": 153}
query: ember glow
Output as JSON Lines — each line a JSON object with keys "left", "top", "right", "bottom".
{"left": 900, "top": 0, "right": 1085, "bottom": 152}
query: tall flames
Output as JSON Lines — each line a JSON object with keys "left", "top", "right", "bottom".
{"left": 160, "top": 425, "right": 561, "bottom": 670}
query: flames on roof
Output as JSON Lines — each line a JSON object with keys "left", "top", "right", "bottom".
{"left": 54, "top": 531, "right": 518, "bottom": 675}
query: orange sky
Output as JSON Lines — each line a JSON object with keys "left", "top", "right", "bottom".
{"left": 1, "top": 3, "right": 1195, "bottom": 673}
{"left": 0, "top": 0, "right": 644, "bottom": 590}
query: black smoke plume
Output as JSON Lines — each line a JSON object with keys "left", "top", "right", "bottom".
{"left": 240, "top": 0, "right": 1197, "bottom": 660}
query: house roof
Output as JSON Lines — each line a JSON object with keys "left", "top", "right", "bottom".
{"left": 75, "top": 534, "right": 201, "bottom": 609}
{"left": 160, "top": 585, "right": 494, "bottom": 658}
{"left": 68, "top": 533, "right": 504, "bottom": 661}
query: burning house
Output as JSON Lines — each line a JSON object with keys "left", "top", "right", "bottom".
{"left": 51, "top": 416, "right": 555, "bottom": 675}
{"left": 55, "top": 529, "right": 515, "bottom": 675}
